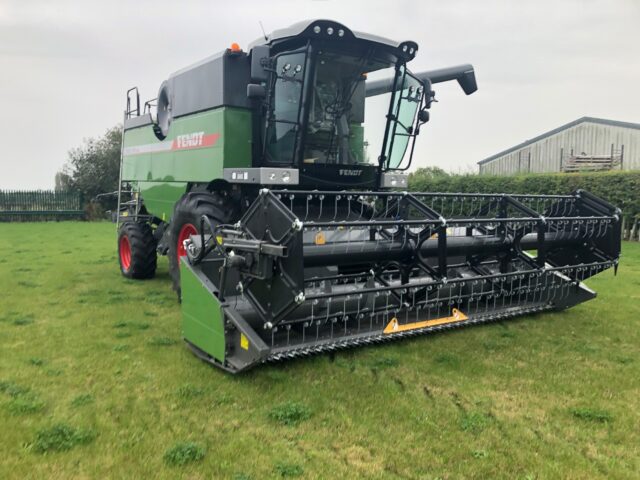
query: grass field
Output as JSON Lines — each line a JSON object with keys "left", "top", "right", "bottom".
{"left": 0, "top": 222, "right": 639, "bottom": 479}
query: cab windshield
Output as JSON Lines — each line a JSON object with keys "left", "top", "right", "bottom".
{"left": 303, "top": 50, "right": 384, "bottom": 165}
{"left": 264, "top": 47, "right": 423, "bottom": 170}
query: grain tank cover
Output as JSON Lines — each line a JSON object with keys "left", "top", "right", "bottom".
{"left": 162, "top": 48, "right": 251, "bottom": 120}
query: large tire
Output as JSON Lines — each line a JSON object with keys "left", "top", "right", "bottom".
{"left": 168, "top": 191, "right": 238, "bottom": 298}
{"left": 118, "top": 222, "right": 157, "bottom": 279}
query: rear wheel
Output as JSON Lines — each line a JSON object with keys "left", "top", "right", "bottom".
{"left": 118, "top": 222, "right": 157, "bottom": 279}
{"left": 168, "top": 191, "right": 238, "bottom": 298}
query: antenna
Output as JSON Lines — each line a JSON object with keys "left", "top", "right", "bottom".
{"left": 259, "top": 21, "right": 268, "bottom": 41}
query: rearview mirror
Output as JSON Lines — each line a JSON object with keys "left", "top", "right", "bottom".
{"left": 250, "top": 45, "right": 270, "bottom": 83}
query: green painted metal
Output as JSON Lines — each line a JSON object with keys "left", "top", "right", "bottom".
{"left": 136, "top": 181, "right": 188, "bottom": 223}
{"left": 180, "top": 259, "right": 226, "bottom": 362}
{"left": 122, "top": 107, "right": 252, "bottom": 219}
{"left": 122, "top": 107, "right": 252, "bottom": 182}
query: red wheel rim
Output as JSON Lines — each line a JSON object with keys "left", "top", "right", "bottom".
{"left": 119, "top": 235, "right": 131, "bottom": 271}
{"left": 177, "top": 223, "right": 197, "bottom": 257}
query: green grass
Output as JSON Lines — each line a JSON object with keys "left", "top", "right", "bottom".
{"left": 268, "top": 401, "right": 312, "bottom": 426}
{"left": 274, "top": 461, "right": 305, "bottom": 477}
{"left": 0, "top": 222, "right": 639, "bottom": 478}
{"left": 570, "top": 407, "right": 614, "bottom": 423}
{"left": 31, "top": 423, "right": 96, "bottom": 453}
{"left": 163, "top": 441, "right": 206, "bottom": 466}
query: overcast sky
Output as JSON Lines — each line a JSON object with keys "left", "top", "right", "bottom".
{"left": 1, "top": 0, "right": 638, "bottom": 189}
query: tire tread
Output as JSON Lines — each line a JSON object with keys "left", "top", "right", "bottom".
{"left": 118, "top": 222, "right": 157, "bottom": 279}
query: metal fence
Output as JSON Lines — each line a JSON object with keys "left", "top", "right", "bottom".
{"left": 0, "top": 190, "right": 84, "bottom": 222}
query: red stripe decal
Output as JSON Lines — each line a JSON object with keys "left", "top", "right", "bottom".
{"left": 123, "top": 132, "right": 220, "bottom": 156}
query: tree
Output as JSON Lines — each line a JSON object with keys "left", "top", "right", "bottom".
{"left": 54, "top": 169, "right": 73, "bottom": 191}
{"left": 410, "top": 166, "right": 449, "bottom": 179}
{"left": 56, "top": 125, "right": 122, "bottom": 212}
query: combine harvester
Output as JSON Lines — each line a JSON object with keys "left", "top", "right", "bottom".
{"left": 118, "top": 20, "right": 621, "bottom": 372}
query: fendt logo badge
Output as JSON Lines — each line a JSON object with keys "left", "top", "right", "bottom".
{"left": 176, "top": 132, "right": 205, "bottom": 148}
{"left": 339, "top": 169, "right": 362, "bottom": 176}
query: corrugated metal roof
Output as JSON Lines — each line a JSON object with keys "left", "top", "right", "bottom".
{"left": 478, "top": 117, "right": 640, "bottom": 165}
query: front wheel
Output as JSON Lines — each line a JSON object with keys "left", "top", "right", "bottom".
{"left": 168, "top": 191, "right": 238, "bottom": 298}
{"left": 118, "top": 222, "right": 157, "bottom": 279}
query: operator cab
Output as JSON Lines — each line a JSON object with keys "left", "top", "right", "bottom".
{"left": 249, "top": 20, "right": 431, "bottom": 189}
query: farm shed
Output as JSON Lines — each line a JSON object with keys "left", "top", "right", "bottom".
{"left": 478, "top": 117, "right": 640, "bottom": 175}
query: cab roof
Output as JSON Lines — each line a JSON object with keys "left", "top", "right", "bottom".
{"left": 249, "top": 19, "right": 418, "bottom": 63}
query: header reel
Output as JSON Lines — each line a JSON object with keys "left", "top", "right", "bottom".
{"left": 181, "top": 188, "right": 620, "bottom": 372}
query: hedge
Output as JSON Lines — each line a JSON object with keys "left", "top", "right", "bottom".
{"left": 408, "top": 170, "right": 640, "bottom": 239}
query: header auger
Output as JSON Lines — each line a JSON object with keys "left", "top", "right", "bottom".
{"left": 117, "top": 19, "right": 621, "bottom": 372}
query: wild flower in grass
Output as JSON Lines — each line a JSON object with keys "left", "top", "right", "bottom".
{"left": 163, "top": 441, "right": 205, "bottom": 466}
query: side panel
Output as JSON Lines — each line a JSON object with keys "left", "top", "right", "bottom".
{"left": 122, "top": 107, "right": 252, "bottom": 182}
{"left": 181, "top": 259, "right": 226, "bottom": 363}
{"left": 137, "top": 181, "right": 187, "bottom": 222}
{"left": 122, "top": 107, "right": 252, "bottom": 219}
{"left": 224, "top": 107, "right": 254, "bottom": 169}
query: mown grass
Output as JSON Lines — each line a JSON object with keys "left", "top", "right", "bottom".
{"left": 0, "top": 221, "right": 639, "bottom": 479}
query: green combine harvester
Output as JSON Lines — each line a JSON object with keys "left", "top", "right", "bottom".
{"left": 118, "top": 20, "right": 621, "bottom": 372}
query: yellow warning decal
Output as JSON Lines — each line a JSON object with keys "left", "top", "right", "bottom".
{"left": 383, "top": 308, "right": 468, "bottom": 334}
{"left": 314, "top": 232, "right": 326, "bottom": 245}
{"left": 240, "top": 333, "right": 249, "bottom": 350}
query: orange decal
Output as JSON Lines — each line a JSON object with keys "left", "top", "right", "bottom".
{"left": 383, "top": 308, "right": 468, "bottom": 334}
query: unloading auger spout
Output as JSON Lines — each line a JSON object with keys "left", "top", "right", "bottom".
{"left": 365, "top": 64, "right": 478, "bottom": 97}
